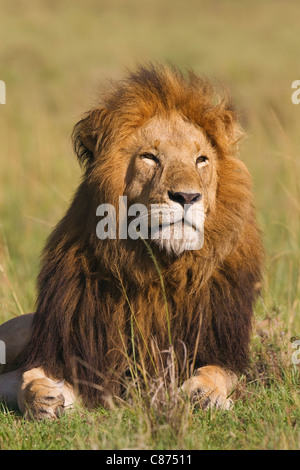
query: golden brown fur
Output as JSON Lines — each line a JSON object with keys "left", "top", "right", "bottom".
{"left": 2, "top": 64, "right": 263, "bottom": 412}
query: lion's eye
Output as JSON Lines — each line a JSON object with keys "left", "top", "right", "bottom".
{"left": 196, "top": 155, "right": 208, "bottom": 166}
{"left": 140, "top": 153, "right": 159, "bottom": 164}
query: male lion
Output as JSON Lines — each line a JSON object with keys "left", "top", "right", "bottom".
{"left": 0, "top": 65, "right": 263, "bottom": 419}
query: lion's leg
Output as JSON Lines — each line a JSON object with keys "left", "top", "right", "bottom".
{"left": 0, "top": 313, "right": 34, "bottom": 374}
{"left": 181, "top": 365, "right": 238, "bottom": 410}
{"left": 17, "top": 367, "right": 77, "bottom": 420}
{"left": 0, "top": 314, "right": 33, "bottom": 409}
{"left": 0, "top": 315, "right": 77, "bottom": 419}
{"left": 0, "top": 370, "right": 22, "bottom": 409}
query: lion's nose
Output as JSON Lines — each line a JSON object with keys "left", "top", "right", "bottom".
{"left": 168, "top": 191, "right": 202, "bottom": 207}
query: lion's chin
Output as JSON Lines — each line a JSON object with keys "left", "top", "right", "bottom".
{"left": 151, "top": 224, "right": 204, "bottom": 256}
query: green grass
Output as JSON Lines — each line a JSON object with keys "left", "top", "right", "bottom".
{"left": 0, "top": 364, "right": 299, "bottom": 450}
{"left": 0, "top": 0, "right": 299, "bottom": 450}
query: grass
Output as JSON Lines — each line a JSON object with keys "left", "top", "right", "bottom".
{"left": 0, "top": 0, "right": 299, "bottom": 450}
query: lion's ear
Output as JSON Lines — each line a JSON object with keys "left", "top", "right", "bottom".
{"left": 206, "top": 98, "right": 245, "bottom": 157}
{"left": 72, "top": 108, "right": 110, "bottom": 168}
{"left": 222, "top": 107, "right": 244, "bottom": 151}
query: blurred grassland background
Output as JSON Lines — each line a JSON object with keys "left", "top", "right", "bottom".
{"left": 0, "top": 0, "right": 299, "bottom": 450}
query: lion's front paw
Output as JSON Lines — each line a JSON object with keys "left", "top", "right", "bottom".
{"left": 182, "top": 378, "right": 233, "bottom": 410}
{"left": 18, "top": 376, "right": 65, "bottom": 420}
{"left": 181, "top": 365, "right": 236, "bottom": 411}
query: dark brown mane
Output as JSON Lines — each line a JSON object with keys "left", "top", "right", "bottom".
{"left": 21, "top": 64, "right": 264, "bottom": 407}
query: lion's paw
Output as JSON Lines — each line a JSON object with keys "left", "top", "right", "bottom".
{"left": 19, "top": 376, "right": 65, "bottom": 420}
{"left": 180, "top": 366, "right": 236, "bottom": 411}
{"left": 183, "top": 379, "right": 233, "bottom": 410}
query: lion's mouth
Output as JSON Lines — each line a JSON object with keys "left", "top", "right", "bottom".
{"left": 150, "top": 213, "right": 205, "bottom": 255}
{"left": 157, "top": 218, "right": 198, "bottom": 232}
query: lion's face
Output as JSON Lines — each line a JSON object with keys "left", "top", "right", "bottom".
{"left": 73, "top": 65, "right": 242, "bottom": 257}
{"left": 123, "top": 113, "right": 218, "bottom": 255}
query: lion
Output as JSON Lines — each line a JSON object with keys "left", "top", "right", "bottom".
{"left": 0, "top": 64, "right": 264, "bottom": 419}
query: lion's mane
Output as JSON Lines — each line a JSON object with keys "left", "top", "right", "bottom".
{"left": 22, "top": 65, "right": 264, "bottom": 406}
